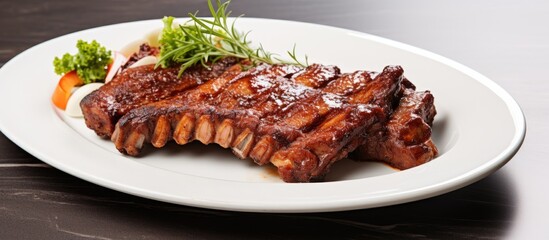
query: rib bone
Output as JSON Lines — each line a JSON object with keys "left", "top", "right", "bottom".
{"left": 249, "top": 136, "right": 278, "bottom": 165}
{"left": 214, "top": 119, "right": 235, "bottom": 148}
{"left": 174, "top": 113, "right": 195, "bottom": 145}
{"left": 232, "top": 128, "right": 254, "bottom": 159}
{"left": 195, "top": 115, "right": 215, "bottom": 144}
{"left": 124, "top": 130, "right": 146, "bottom": 156}
{"left": 151, "top": 115, "right": 171, "bottom": 148}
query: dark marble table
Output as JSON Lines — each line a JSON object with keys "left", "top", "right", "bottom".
{"left": 0, "top": 0, "right": 546, "bottom": 239}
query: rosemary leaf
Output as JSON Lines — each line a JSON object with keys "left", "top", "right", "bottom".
{"left": 156, "top": 0, "right": 307, "bottom": 76}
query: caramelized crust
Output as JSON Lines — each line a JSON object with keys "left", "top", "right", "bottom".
{"left": 352, "top": 88, "right": 438, "bottom": 169}
{"left": 271, "top": 66, "right": 404, "bottom": 182}
{"left": 83, "top": 59, "right": 437, "bottom": 182}
{"left": 80, "top": 57, "right": 239, "bottom": 138}
{"left": 110, "top": 64, "right": 409, "bottom": 182}
{"left": 112, "top": 64, "right": 335, "bottom": 156}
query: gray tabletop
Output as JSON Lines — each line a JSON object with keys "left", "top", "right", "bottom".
{"left": 0, "top": 0, "right": 546, "bottom": 239}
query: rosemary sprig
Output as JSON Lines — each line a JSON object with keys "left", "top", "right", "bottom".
{"left": 156, "top": 0, "right": 308, "bottom": 75}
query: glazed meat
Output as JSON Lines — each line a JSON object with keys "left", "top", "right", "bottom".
{"left": 271, "top": 66, "right": 403, "bottom": 182}
{"left": 80, "top": 57, "right": 240, "bottom": 138}
{"left": 112, "top": 63, "right": 309, "bottom": 155}
{"left": 110, "top": 64, "right": 404, "bottom": 182}
{"left": 352, "top": 88, "right": 438, "bottom": 169}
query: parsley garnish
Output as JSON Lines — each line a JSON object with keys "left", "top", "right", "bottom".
{"left": 53, "top": 40, "right": 112, "bottom": 84}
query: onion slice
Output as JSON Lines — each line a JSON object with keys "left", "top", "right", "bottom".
{"left": 65, "top": 83, "right": 104, "bottom": 117}
{"left": 105, "top": 51, "right": 127, "bottom": 83}
{"left": 128, "top": 56, "right": 158, "bottom": 68}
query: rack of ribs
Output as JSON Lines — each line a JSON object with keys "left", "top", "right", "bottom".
{"left": 352, "top": 87, "right": 438, "bottom": 170}
{"left": 108, "top": 63, "right": 406, "bottom": 182}
{"left": 80, "top": 57, "right": 241, "bottom": 138}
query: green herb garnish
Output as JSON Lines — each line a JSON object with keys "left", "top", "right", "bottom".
{"left": 157, "top": 0, "right": 308, "bottom": 75}
{"left": 53, "top": 40, "right": 112, "bottom": 84}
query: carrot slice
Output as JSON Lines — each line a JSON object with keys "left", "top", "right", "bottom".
{"left": 51, "top": 71, "right": 84, "bottom": 110}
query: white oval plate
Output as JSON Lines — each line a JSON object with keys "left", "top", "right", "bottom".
{"left": 0, "top": 18, "right": 525, "bottom": 213}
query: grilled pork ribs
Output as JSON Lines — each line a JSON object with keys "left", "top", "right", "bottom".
{"left": 81, "top": 59, "right": 437, "bottom": 182}
{"left": 80, "top": 57, "right": 240, "bottom": 138}
{"left": 352, "top": 88, "right": 438, "bottom": 170}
